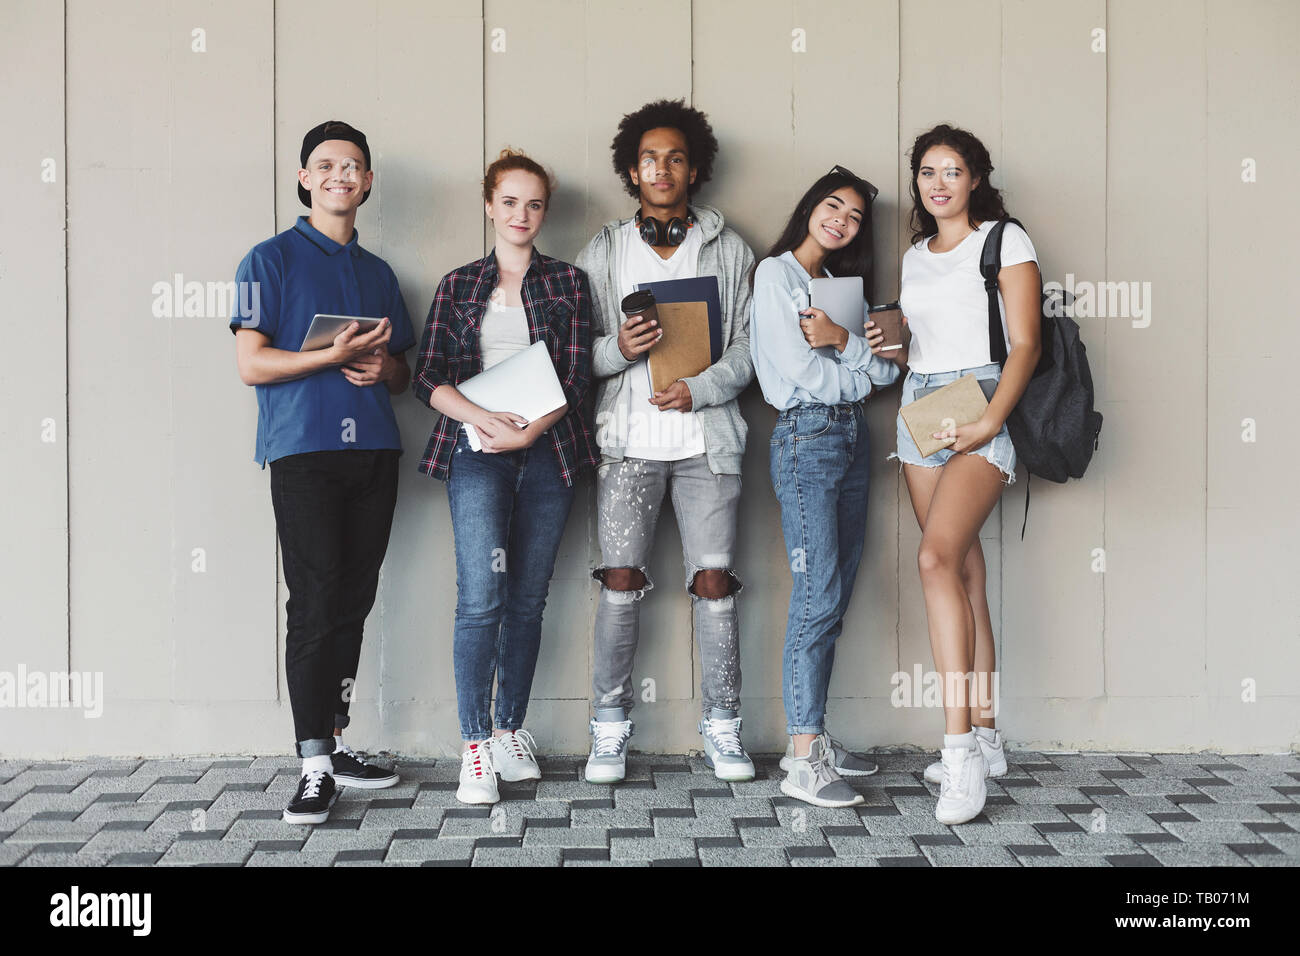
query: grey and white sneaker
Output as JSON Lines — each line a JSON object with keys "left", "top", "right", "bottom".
{"left": 780, "top": 731, "right": 878, "bottom": 776}
{"left": 698, "top": 707, "right": 755, "bottom": 782}
{"left": 780, "top": 736, "right": 865, "bottom": 808}
{"left": 934, "top": 743, "right": 987, "bottom": 825}
{"left": 924, "top": 727, "right": 1007, "bottom": 784}
{"left": 585, "top": 709, "right": 633, "bottom": 784}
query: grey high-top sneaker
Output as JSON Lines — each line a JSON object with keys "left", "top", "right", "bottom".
{"left": 585, "top": 707, "right": 633, "bottom": 784}
{"left": 779, "top": 736, "right": 865, "bottom": 808}
{"left": 698, "top": 707, "right": 755, "bottom": 782}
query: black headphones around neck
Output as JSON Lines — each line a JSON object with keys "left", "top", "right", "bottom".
{"left": 636, "top": 208, "right": 696, "bottom": 247}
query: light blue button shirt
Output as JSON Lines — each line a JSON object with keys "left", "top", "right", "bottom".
{"left": 749, "top": 250, "right": 900, "bottom": 410}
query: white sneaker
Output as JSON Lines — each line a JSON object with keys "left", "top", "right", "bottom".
{"left": 585, "top": 716, "right": 633, "bottom": 784}
{"left": 456, "top": 741, "right": 499, "bottom": 804}
{"left": 489, "top": 729, "right": 542, "bottom": 782}
{"left": 934, "top": 744, "right": 987, "bottom": 825}
{"left": 924, "top": 727, "right": 1007, "bottom": 783}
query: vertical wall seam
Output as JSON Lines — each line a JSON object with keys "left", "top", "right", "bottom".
{"left": 272, "top": 0, "right": 281, "bottom": 704}
{"left": 894, "top": 0, "right": 902, "bottom": 674}
{"left": 63, "top": 0, "right": 71, "bottom": 675}
{"left": 1202, "top": 0, "right": 1209, "bottom": 693}
{"left": 1100, "top": 0, "right": 1109, "bottom": 698}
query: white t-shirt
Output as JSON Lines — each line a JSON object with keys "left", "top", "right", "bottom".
{"left": 899, "top": 220, "right": 1037, "bottom": 374}
{"left": 479, "top": 293, "right": 530, "bottom": 370}
{"left": 617, "top": 218, "right": 707, "bottom": 460}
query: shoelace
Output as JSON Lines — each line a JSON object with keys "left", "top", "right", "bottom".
{"left": 336, "top": 744, "right": 370, "bottom": 767}
{"left": 591, "top": 720, "right": 631, "bottom": 757}
{"left": 497, "top": 729, "right": 537, "bottom": 762}
{"left": 807, "top": 745, "right": 839, "bottom": 789}
{"left": 941, "top": 748, "right": 970, "bottom": 798}
{"left": 704, "top": 716, "right": 745, "bottom": 757}
{"left": 301, "top": 769, "right": 327, "bottom": 800}
{"left": 818, "top": 732, "right": 844, "bottom": 762}
{"left": 462, "top": 743, "right": 494, "bottom": 779}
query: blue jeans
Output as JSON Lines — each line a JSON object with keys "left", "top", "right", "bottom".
{"left": 446, "top": 429, "right": 575, "bottom": 740}
{"left": 769, "top": 401, "right": 870, "bottom": 735}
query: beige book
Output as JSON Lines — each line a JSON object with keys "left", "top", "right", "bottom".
{"left": 645, "top": 300, "right": 711, "bottom": 394}
{"left": 900, "top": 373, "right": 995, "bottom": 457}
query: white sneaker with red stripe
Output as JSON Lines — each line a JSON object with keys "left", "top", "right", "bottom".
{"left": 489, "top": 729, "right": 542, "bottom": 782}
{"left": 456, "top": 741, "right": 499, "bottom": 804}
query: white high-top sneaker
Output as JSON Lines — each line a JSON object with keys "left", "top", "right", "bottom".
{"left": 456, "top": 741, "right": 500, "bottom": 804}
{"left": 924, "top": 727, "right": 1007, "bottom": 783}
{"left": 934, "top": 742, "right": 987, "bottom": 825}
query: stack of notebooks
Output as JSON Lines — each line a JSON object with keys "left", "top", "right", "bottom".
{"left": 634, "top": 276, "right": 722, "bottom": 392}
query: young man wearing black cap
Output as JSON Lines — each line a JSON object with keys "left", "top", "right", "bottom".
{"left": 231, "top": 121, "right": 415, "bottom": 824}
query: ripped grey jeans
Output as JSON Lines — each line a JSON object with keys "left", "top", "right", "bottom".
{"left": 592, "top": 454, "right": 743, "bottom": 716}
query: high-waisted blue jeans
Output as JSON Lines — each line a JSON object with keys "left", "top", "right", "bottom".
{"left": 769, "top": 401, "right": 870, "bottom": 736}
{"left": 446, "top": 429, "right": 575, "bottom": 740}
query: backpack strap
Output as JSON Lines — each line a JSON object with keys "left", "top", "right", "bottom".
{"left": 979, "top": 217, "right": 1024, "bottom": 367}
{"left": 979, "top": 218, "right": 1034, "bottom": 537}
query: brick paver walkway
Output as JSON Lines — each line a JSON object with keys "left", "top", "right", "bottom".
{"left": 3, "top": 751, "right": 1297, "bottom": 867}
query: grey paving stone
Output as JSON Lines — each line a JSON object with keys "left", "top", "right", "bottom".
{"left": 245, "top": 850, "right": 338, "bottom": 867}
{"left": 303, "top": 827, "right": 395, "bottom": 853}
{"left": 108, "top": 851, "right": 165, "bottom": 866}
{"left": 955, "top": 822, "right": 1053, "bottom": 846}
{"left": 1008, "top": 844, "right": 1060, "bottom": 858}
{"left": 1042, "top": 831, "right": 1158, "bottom": 855}
{"left": 652, "top": 815, "right": 740, "bottom": 839}
{"left": 522, "top": 826, "right": 609, "bottom": 848}
{"left": 333, "top": 848, "right": 388, "bottom": 865}
{"left": 473, "top": 846, "right": 564, "bottom": 867}
{"left": 386, "top": 839, "right": 472, "bottom": 864}
{"left": 1144, "top": 843, "right": 1251, "bottom": 867}
{"left": 611, "top": 787, "right": 696, "bottom": 811}
{"left": 358, "top": 808, "right": 448, "bottom": 830}
{"left": 1162, "top": 821, "right": 1265, "bottom": 844}
{"left": 157, "top": 840, "right": 254, "bottom": 865}
{"left": 569, "top": 807, "right": 653, "bottom": 829}
{"left": 609, "top": 836, "right": 695, "bottom": 860}
{"left": 823, "top": 835, "right": 918, "bottom": 858}
{"left": 920, "top": 845, "right": 1019, "bottom": 866}
{"left": 437, "top": 813, "right": 524, "bottom": 838}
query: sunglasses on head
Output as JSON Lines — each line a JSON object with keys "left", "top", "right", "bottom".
{"left": 829, "top": 165, "right": 879, "bottom": 204}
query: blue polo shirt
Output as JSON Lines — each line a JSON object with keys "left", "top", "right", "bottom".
{"left": 230, "top": 216, "right": 416, "bottom": 466}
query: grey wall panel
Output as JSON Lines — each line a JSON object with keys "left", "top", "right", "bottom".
{"left": 0, "top": 1, "right": 68, "bottom": 683}
{"left": 999, "top": 0, "right": 1106, "bottom": 702}
{"left": 1104, "top": 0, "right": 1208, "bottom": 700}
{"left": 1206, "top": 0, "right": 1300, "bottom": 707}
{"left": 8, "top": 0, "right": 1299, "bottom": 757}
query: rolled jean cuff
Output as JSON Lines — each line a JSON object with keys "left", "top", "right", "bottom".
{"left": 296, "top": 737, "right": 336, "bottom": 758}
{"left": 786, "top": 724, "right": 825, "bottom": 736}
{"left": 334, "top": 713, "right": 351, "bottom": 731}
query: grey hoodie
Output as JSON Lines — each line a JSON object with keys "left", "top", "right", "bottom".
{"left": 575, "top": 203, "right": 755, "bottom": 475}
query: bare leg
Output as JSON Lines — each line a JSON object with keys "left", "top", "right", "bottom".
{"left": 908, "top": 456, "right": 1005, "bottom": 735}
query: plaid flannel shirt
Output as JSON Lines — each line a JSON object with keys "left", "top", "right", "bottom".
{"left": 413, "top": 247, "right": 598, "bottom": 485}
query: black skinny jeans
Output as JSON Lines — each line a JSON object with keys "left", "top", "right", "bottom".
{"left": 269, "top": 449, "right": 400, "bottom": 757}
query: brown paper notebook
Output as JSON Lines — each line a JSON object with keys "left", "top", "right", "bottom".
{"left": 900, "top": 374, "right": 996, "bottom": 457}
{"left": 645, "top": 300, "right": 711, "bottom": 393}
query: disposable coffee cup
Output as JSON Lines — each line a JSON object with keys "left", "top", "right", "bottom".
{"left": 620, "top": 290, "right": 658, "bottom": 329}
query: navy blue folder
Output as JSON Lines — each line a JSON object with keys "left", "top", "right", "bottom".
{"left": 635, "top": 276, "right": 723, "bottom": 363}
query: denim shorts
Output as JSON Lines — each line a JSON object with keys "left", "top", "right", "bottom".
{"left": 887, "top": 361, "right": 1017, "bottom": 484}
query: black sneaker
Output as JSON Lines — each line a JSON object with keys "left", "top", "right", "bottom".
{"left": 283, "top": 769, "right": 339, "bottom": 824}
{"left": 331, "top": 745, "right": 400, "bottom": 789}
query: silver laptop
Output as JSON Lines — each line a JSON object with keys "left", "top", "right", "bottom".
{"left": 456, "top": 340, "right": 567, "bottom": 451}
{"left": 808, "top": 276, "right": 865, "bottom": 358}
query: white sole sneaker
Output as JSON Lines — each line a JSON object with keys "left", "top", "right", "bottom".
{"left": 584, "top": 761, "right": 626, "bottom": 784}
{"left": 779, "top": 776, "right": 865, "bottom": 809}
{"left": 924, "top": 730, "right": 1008, "bottom": 784}
{"left": 282, "top": 790, "right": 338, "bottom": 825}
{"left": 934, "top": 747, "right": 987, "bottom": 825}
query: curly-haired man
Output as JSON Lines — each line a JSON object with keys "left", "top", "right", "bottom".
{"left": 576, "top": 99, "right": 756, "bottom": 783}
